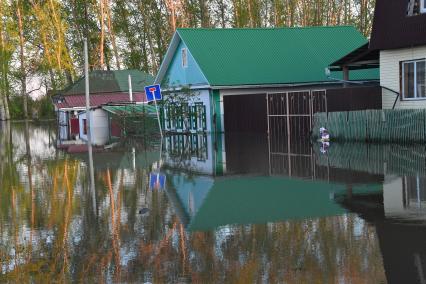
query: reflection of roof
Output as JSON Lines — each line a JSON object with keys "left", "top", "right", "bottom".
{"left": 102, "top": 104, "right": 158, "bottom": 116}
{"left": 56, "top": 92, "right": 146, "bottom": 109}
{"left": 173, "top": 26, "right": 374, "bottom": 86}
{"left": 62, "top": 70, "right": 154, "bottom": 95}
{"left": 169, "top": 176, "right": 382, "bottom": 231}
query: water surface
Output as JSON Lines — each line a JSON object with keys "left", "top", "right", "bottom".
{"left": 1, "top": 122, "right": 424, "bottom": 283}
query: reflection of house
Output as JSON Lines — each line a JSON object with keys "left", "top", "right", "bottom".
{"left": 155, "top": 27, "right": 380, "bottom": 134}
{"left": 339, "top": 190, "right": 426, "bottom": 284}
{"left": 163, "top": 133, "right": 215, "bottom": 174}
{"left": 383, "top": 175, "right": 426, "bottom": 220}
{"left": 78, "top": 104, "right": 158, "bottom": 146}
{"left": 331, "top": 0, "right": 426, "bottom": 110}
{"left": 167, "top": 173, "right": 382, "bottom": 231}
{"left": 53, "top": 70, "right": 154, "bottom": 142}
{"left": 370, "top": 0, "right": 426, "bottom": 109}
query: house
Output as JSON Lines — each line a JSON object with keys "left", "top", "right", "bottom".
{"left": 370, "top": 0, "right": 426, "bottom": 109}
{"left": 331, "top": 0, "right": 426, "bottom": 110}
{"left": 53, "top": 70, "right": 154, "bottom": 142}
{"left": 155, "top": 27, "right": 380, "bottom": 134}
{"left": 78, "top": 104, "right": 158, "bottom": 146}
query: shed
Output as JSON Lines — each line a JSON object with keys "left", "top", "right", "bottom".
{"left": 54, "top": 70, "right": 154, "bottom": 142}
{"left": 78, "top": 104, "right": 158, "bottom": 145}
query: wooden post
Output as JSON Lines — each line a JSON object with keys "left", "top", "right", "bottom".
{"left": 343, "top": 66, "right": 349, "bottom": 87}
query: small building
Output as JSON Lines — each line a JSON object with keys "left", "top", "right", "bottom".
{"left": 78, "top": 104, "right": 158, "bottom": 146}
{"left": 53, "top": 70, "right": 154, "bottom": 142}
{"left": 331, "top": 0, "right": 426, "bottom": 110}
{"left": 155, "top": 27, "right": 380, "bottom": 134}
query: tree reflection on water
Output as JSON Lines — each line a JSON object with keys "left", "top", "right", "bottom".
{"left": 0, "top": 122, "right": 386, "bottom": 283}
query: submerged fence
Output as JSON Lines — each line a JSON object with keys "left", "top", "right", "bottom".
{"left": 313, "top": 109, "right": 426, "bottom": 143}
{"left": 313, "top": 142, "right": 426, "bottom": 177}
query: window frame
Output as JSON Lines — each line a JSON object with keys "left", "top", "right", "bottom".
{"left": 181, "top": 48, "right": 188, "bottom": 68}
{"left": 421, "top": 0, "right": 426, "bottom": 13}
{"left": 401, "top": 58, "right": 426, "bottom": 100}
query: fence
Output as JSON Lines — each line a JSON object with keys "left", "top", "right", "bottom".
{"left": 313, "top": 109, "right": 426, "bottom": 143}
{"left": 314, "top": 142, "right": 426, "bottom": 177}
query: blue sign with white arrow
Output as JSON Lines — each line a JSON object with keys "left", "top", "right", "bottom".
{"left": 144, "top": 84, "right": 162, "bottom": 102}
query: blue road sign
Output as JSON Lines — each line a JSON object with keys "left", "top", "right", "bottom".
{"left": 149, "top": 172, "right": 166, "bottom": 190}
{"left": 144, "top": 84, "right": 162, "bottom": 102}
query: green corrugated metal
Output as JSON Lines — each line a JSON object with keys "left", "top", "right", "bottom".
{"left": 102, "top": 104, "right": 157, "bottom": 116}
{"left": 177, "top": 26, "right": 375, "bottom": 86}
{"left": 63, "top": 70, "right": 154, "bottom": 95}
{"left": 313, "top": 109, "right": 426, "bottom": 143}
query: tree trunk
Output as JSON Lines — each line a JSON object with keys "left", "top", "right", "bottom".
{"left": 0, "top": 94, "right": 5, "bottom": 121}
{"left": 17, "top": 3, "right": 27, "bottom": 120}
{"left": 105, "top": 0, "right": 121, "bottom": 70}
{"left": 99, "top": 0, "right": 105, "bottom": 69}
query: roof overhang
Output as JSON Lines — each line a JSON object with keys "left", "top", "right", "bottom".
{"left": 329, "top": 42, "right": 379, "bottom": 71}
{"left": 209, "top": 80, "right": 378, "bottom": 90}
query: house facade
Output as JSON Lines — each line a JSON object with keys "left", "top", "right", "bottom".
{"left": 155, "top": 27, "right": 380, "bottom": 134}
{"left": 369, "top": 0, "right": 426, "bottom": 109}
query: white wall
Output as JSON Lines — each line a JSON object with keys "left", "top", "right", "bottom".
{"left": 381, "top": 46, "right": 426, "bottom": 109}
{"left": 79, "top": 109, "right": 110, "bottom": 146}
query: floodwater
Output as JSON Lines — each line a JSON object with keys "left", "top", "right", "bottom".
{"left": 1, "top": 122, "right": 426, "bottom": 283}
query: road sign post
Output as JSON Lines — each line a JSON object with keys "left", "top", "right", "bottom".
{"left": 144, "top": 84, "right": 163, "bottom": 138}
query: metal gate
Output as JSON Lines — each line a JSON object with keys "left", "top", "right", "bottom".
{"left": 267, "top": 90, "right": 327, "bottom": 177}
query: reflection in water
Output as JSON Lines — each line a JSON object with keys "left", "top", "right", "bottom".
{"left": 4, "top": 122, "right": 426, "bottom": 282}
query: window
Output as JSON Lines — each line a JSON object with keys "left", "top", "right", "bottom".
{"left": 83, "top": 118, "right": 87, "bottom": 134}
{"left": 407, "top": 0, "right": 426, "bottom": 15}
{"left": 181, "top": 48, "right": 188, "bottom": 68}
{"left": 402, "top": 59, "right": 426, "bottom": 99}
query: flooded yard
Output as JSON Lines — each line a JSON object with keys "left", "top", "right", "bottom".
{"left": 1, "top": 121, "right": 426, "bottom": 283}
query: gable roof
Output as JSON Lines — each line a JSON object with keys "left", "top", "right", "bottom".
{"left": 156, "top": 26, "right": 371, "bottom": 87}
{"left": 370, "top": 0, "right": 426, "bottom": 50}
{"left": 62, "top": 70, "right": 154, "bottom": 95}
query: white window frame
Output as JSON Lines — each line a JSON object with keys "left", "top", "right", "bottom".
{"left": 421, "top": 0, "right": 426, "bottom": 13}
{"left": 181, "top": 48, "right": 188, "bottom": 68}
{"left": 402, "top": 59, "right": 426, "bottom": 100}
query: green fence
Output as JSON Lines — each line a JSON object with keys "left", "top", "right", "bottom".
{"left": 313, "top": 109, "right": 426, "bottom": 143}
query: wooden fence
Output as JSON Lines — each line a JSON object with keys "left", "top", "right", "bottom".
{"left": 313, "top": 109, "right": 426, "bottom": 143}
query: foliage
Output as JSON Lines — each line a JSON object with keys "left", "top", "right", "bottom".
{"left": 0, "top": 0, "right": 376, "bottom": 120}
{"left": 160, "top": 84, "right": 201, "bottom": 130}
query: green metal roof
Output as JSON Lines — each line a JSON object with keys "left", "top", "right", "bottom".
{"left": 176, "top": 26, "right": 372, "bottom": 86}
{"left": 102, "top": 104, "right": 158, "bottom": 116}
{"left": 62, "top": 70, "right": 154, "bottom": 95}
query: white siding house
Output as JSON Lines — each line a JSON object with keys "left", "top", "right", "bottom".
{"left": 381, "top": 46, "right": 426, "bottom": 109}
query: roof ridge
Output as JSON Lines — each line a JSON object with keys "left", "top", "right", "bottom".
{"left": 177, "top": 25, "right": 356, "bottom": 31}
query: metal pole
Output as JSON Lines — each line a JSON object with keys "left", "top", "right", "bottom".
{"left": 84, "top": 38, "right": 96, "bottom": 213}
{"left": 153, "top": 97, "right": 163, "bottom": 139}
{"left": 84, "top": 38, "right": 92, "bottom": 143}
{"left": 128, "top": 75, "right": 133, "bottom": 102}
